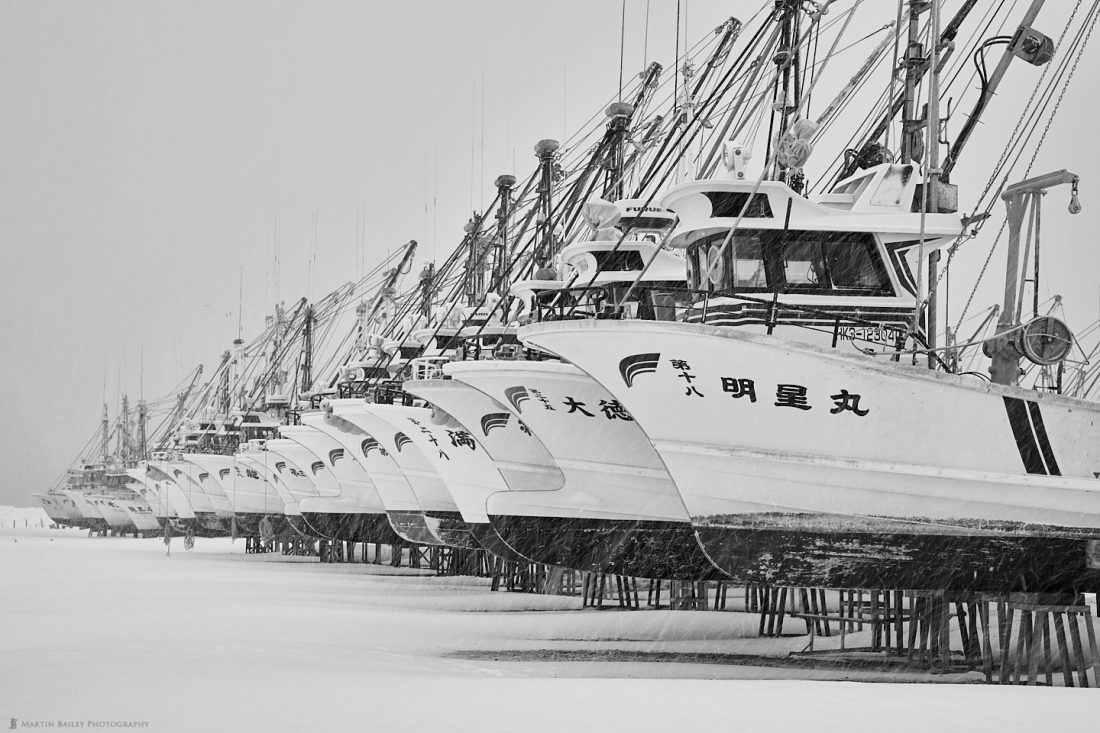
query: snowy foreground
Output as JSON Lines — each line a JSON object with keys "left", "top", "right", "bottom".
{"left": 2, "top": 524, "right": 1097, "bottom": 732}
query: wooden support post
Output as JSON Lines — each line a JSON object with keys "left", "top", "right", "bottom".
{"left": 1014, "top": 610, "right": 1031, "bottom": 684}
{"left": 1041, "top": 611, "right": 1054, "bottom": 686}
{"left": 954, "top": 602, "right": 969, "bottom": 662}
{"left": 798, "top": 588, "right": 811, "bottom": 636}
{"left": 907, "top": 594, "right": 920, "bottom": 660}
{"left": 886, "top": 591, "right": 896, "bottom": 650}
{"left": 966, "top": 601, "right": 981, "bottom": 664}
{"left": 871, "top": 591, "right": 881, "bottom": 652}
{"left": 998, "top": 604, "right": 1015, "bottom": 683}
{"left": 1028, "top": 611, "right": 1045, "bottom": 685}
{"left": 1067, "top": 613, "right": 1089, "bottom": 688}
{"left": 938, "top": 596, "right": 950, "bottom": 671}
{"left": 979, "top": 601, "right": 994, "bottom": 683}
{"left": 918, "top": 597, "right": 932, "bottom": 664}
{"left": 1053, "top": 612, "right": 1074, "bottom": 687}
{"left": 713, "top": 582, "right": 726, "bottom": 611}
{"left": 1085, "top": 607, "right": 1100, "bottom": 688}
{"left": 928, "top": 596, "right": 940, "bottom": 662}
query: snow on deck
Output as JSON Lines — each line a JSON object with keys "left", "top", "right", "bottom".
{"left": 1, "top": 525, "right": 1097, "bottom": 732}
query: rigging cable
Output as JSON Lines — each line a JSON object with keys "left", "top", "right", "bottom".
{"left": 950, "top": 0, "right": 1097, "bottom": 333}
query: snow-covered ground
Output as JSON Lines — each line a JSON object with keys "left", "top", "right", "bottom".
{"left": 1, "top": 522, "right": 1097, "bottom": 732}
{"left": 0, "top": 504, "right": 52, "bottom": 529}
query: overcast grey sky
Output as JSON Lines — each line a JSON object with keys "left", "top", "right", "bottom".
{"left": 2, "top": 0, "right": 1099, "bottom": 506}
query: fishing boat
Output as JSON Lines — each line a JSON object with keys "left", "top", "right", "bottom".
{"left": 351, "top": 398, "right": 533, "bottom": 562}
{"left": 324, "top": 399, "right": 475, "bottom": 548}
{"left": 405, "top": 194, "right": 718, "bottom": 578}
{"left": 520, "top": 0, "right": 1100, "bottom": 592}
{"left": 279, "top": 422, "right": 400, "bottom": 545}
{"left": 35, "top": 490, "right": 83, "bottom": 529}
{"left": 144, "top": 459, "right": 226, "bottom": 536}
{"left": 160, "top": 459, "right": 236, "bottom": 534}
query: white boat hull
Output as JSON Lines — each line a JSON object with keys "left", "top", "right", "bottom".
{"left": 444, "top": 361, "right": 722, "bottom": 579}
{"left": 283, "top": 420, "right": 404, "bottom": 545}
{"left": 523, "top": 320, "right": 1100, "bottom": 591}
{"left": 368, "top": 401, "right": 529, "bottom": 561}
{"left": 319, "top": 402, "right": 453, "bottom": 546}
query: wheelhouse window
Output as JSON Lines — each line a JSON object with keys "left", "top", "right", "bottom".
{"left": 684, "top": 229, "right": 892, "bottom": 296}
{"left": 648, "top": 288, "right": 695, "bottom": 322}
{"left": 591, "top": 249, "right": 646, "bottom": 271}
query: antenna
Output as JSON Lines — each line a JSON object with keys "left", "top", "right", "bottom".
{"left": 562, "top": 64, "right": 567, "bottom": 141}
{"left": 433, "top": 144, "right": 439, "bottom": 262}
{"left": 618, "top": 0, "right": 626, "bottom": 100}
{"left": 238, "top": 266, "right": 244, "bottom": 340}
{"left": 480, "top": 69, "right": 486, "bottom": 209}
{"left": 471, "top": 81, "right": 477, "bottom": 213}
{"left": 273, "top": 215, "right": 280, "bottom": 305}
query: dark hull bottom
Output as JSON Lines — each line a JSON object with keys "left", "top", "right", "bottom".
{"left": 231, "top": 513, "right": 294, "bottom": 540}
{"left": 159, "top": 516, "right": 228, "bottom": 538}
{"left": 287, "top": 514, "right": 316, "bottom": 538}
{"left": 385, "top": 511, "right": 449, "bottom": 546}
{"left": 424, "top": 511, "right": 478, "bottom": 549}
{"left": 467, "top": 523, "right": 536, "bottom": 564}
{"left": 488, "top": 515, "right": 724, "bottom": 580}
{"left": 299, "top": 512, "right": 401, "bottom": 545}
{"left": 194, "top": 512, "right": 230, "bottom": 535}
{"left": 695, "top": 525, "right": 1100, "bottom": 593}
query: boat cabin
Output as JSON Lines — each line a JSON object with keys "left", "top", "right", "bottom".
{"left": 660, "top": 169, "right": 963, "bottom": 349}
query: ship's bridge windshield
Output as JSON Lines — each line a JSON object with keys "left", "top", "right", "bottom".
{"left": 534, "top": 282, "right": 693, "bottom": 323}
{"left": 619, "top": 216, "right": 675, "bottom": 246}
{"left": 683, "top": 228, "right": 893, "bottom": 296}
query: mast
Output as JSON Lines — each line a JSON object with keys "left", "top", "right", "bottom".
{"left": 494, "top": 174, "right": 517, "bottom": 297}
{"left": 299, "top": 304, "right": 313, "bottom": 397}
{"left": 602, "top": 103, "right": 634, "bottom": 201}
{"left": 771, "top": 0, "right": 804, "bottom": 187}
{"left": 533, "top": 138, "right": 561, "bottom": 274}
{"left": 986, "top": 170, "right": 1079, "bottom": 386}
{"left": 218, "top": 349, "right": 232, "bottom": 417}
{"left": 100, "top": 403, "right": 110, "bottom": 465}
{"left": 418, "top": 260, "right": 436, "bottom": 320}
{"left": 118, "top": 394, "right": 131, "bottom": 464}
{"left": 463, "top": 212, "right": 486, "bottom": 306}
{"left": 835, "top": 0, "right": 978, "bottom": 182}
{"left": 137, "top": 399, "right": 148, "bottom": 462}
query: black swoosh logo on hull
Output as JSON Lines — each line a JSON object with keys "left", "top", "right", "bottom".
{"left": 328, "top": 448, "right": 345, "bottom": 466}
{"left": 310, "top": 461, "right": 325, "bottom": 475}
{"left": 394, "top": 433, "right": 412, "bottom": 452}
{"left": 619, "top": 352, "right": 661, "bottom": 387}
{"left": 504, "top": 386, "right": 530, "bottom": 413}
{"left": 480, "top": 413, "right": 510, "bottom": 436}
{"left": 274, "top": 461, "right": 286, "bottom": 473}
{"left": 361, "top": 437, "right": 380, "bottom": 457}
